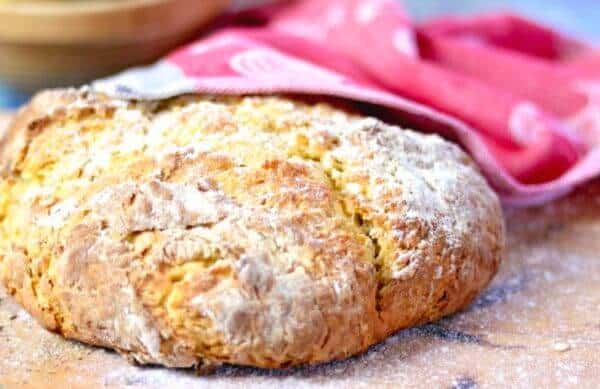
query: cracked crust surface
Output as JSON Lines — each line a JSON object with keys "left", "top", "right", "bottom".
{"left": 0, "top": 89, "right": 504, "bottom": 369}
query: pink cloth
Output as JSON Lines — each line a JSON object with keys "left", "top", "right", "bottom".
{"left": 94, "top": 0, "right": 600, "bottom": 206}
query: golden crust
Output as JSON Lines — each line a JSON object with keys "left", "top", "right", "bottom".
{"left": 0, "top": 89, "right": 504, "bottom": 369}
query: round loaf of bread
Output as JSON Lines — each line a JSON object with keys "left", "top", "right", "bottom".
{"left": 0, "top": 89, "right": 503, "bottom": 370}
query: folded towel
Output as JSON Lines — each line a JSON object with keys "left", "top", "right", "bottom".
{"left": 95, "top": 0, "right": 600, "bottom": 206}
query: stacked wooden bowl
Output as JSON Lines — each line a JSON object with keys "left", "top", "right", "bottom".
{"left": 0, "top": 0, "right": 230, "bottom": 92}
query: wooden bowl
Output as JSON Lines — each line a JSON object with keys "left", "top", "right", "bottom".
{"left": 0, "top": 0, "right": 230, "bottom": 93}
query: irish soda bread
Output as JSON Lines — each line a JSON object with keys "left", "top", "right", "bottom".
{"left": 0, "top": 89, "right": 504, "bottom": 370}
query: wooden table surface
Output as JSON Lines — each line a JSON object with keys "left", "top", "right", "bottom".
{"left": 0, "top": 113, "right": 598, "bottom": 388}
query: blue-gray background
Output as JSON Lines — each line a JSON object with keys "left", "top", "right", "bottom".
{"left": 1, "top": 0, "right": 598, "bottom": 109}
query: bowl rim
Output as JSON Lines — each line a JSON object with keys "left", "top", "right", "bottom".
{"left": 0, "top": 0, "right": 171, "bottom": 15}
{"left": 0, "top": 0, "right": 229, "bottom": 44}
